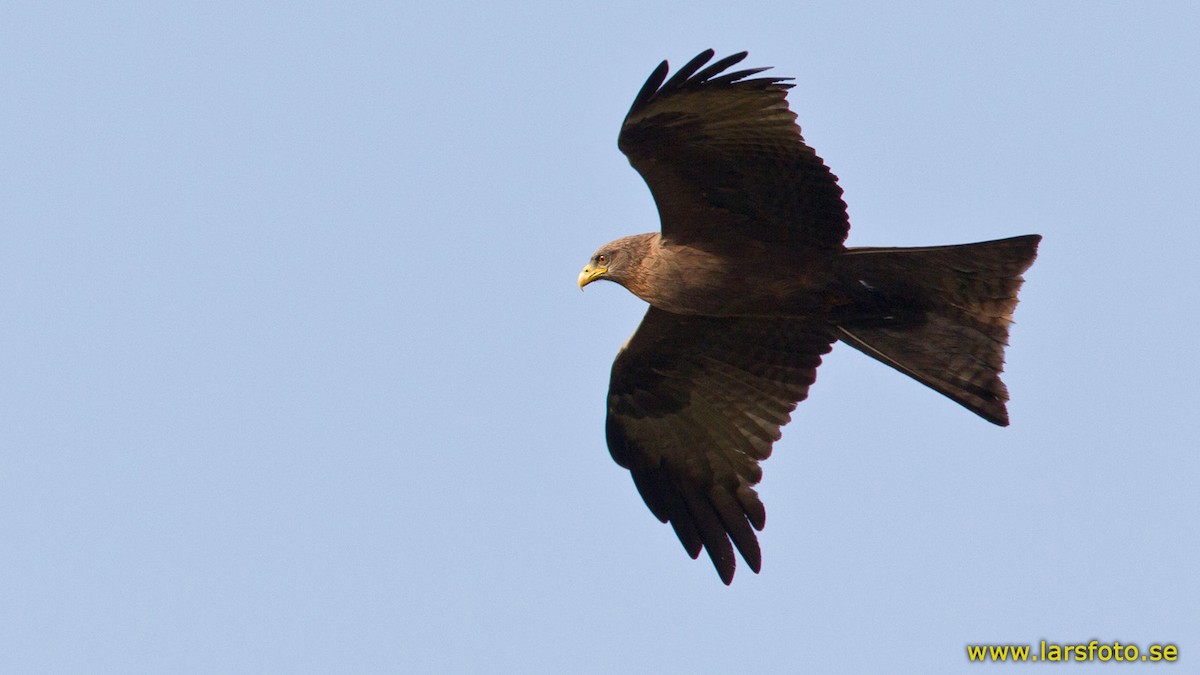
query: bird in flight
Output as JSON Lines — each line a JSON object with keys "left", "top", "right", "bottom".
{"left": 578, "top": 50, "right": 1041, "bottom": 584}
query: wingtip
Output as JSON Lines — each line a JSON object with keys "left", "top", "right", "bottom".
{"left": 627, "top": 50, "right": 770, "bottom": 119}
{"left": 718, "top": 564, "right": 735, "bottom": 585}
{"left": 709, "top": 547, "right": 738, "bottom": 585}
{"left": 715, "top": 547, "right": 765, "bottom": 585}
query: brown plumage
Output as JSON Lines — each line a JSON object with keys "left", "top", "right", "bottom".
{"left": 578, "top": 50, "right": 1040, "bottom": 584}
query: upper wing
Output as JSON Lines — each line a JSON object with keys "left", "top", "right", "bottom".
{"left": 606, "top": 307, "right": 835, "bottom": 583}
{"left": 619, "top": 50, "right": 849, "bottom": 254}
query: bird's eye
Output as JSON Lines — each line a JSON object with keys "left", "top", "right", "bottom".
{"left": 597, "top": 254, "right": 608, "bottom": 265}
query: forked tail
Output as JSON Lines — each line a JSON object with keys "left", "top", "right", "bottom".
{"left": 834, "top": 235, "right": 1041, "bottom": 425}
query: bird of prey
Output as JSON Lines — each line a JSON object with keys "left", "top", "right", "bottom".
{"left": 578, "top": 50, "right": 1041, "bottom": 584}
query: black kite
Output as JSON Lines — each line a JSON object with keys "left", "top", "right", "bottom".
{"left": 578, "top": 50, "right": 1040, "bottom": 584}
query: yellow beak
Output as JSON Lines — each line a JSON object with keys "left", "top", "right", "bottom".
{"left": 578, "top": 265, "right": 607, "bottom": 290}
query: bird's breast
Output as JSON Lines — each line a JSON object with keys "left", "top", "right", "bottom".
{"left": 634, "top": 247, "right": 837, "bottom": 318}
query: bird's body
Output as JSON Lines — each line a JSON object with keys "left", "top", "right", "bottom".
{"left": 594, "top": 233, "right": 836, "bottom": 317}
{"left": 579, "top": 50, "right": 1041, "bottom": 584}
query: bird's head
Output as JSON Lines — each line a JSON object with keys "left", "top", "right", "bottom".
{"left": 578, "top": 248, "right": 614, "bottom": 290}
{"left": 578, "top": 234, "right": 653, "bottom": 291}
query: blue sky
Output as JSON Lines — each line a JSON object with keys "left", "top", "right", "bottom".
{"left": 2, "top": 2, "right": 1197, "bottom": 672}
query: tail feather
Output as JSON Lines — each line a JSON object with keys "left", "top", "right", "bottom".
{"left": 834, "top": 235, "right": 1041, "bottom": 425}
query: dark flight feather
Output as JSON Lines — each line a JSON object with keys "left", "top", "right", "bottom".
{"left": 618, "top": 50, "right": 849, "bottom": 254}
{"left": 606, "top": 308, "right": 834, "bottom": 584}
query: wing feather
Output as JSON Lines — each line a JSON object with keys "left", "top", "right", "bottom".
{"left": 618, "top": 50, "right": 849, "bottom": 253}
{"left": 606, "top": 307, "right": 835, "bottom": 583}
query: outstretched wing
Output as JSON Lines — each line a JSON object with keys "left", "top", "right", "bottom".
{"left": 606, "top": 307, "right": 835, "bottom": 583}
{"left": 619, "top": 50, "right": 849, "bottom": 254}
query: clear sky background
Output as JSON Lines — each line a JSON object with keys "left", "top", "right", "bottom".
{"left": 2, "top": 2, "right": 1197, "bottom": 673}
